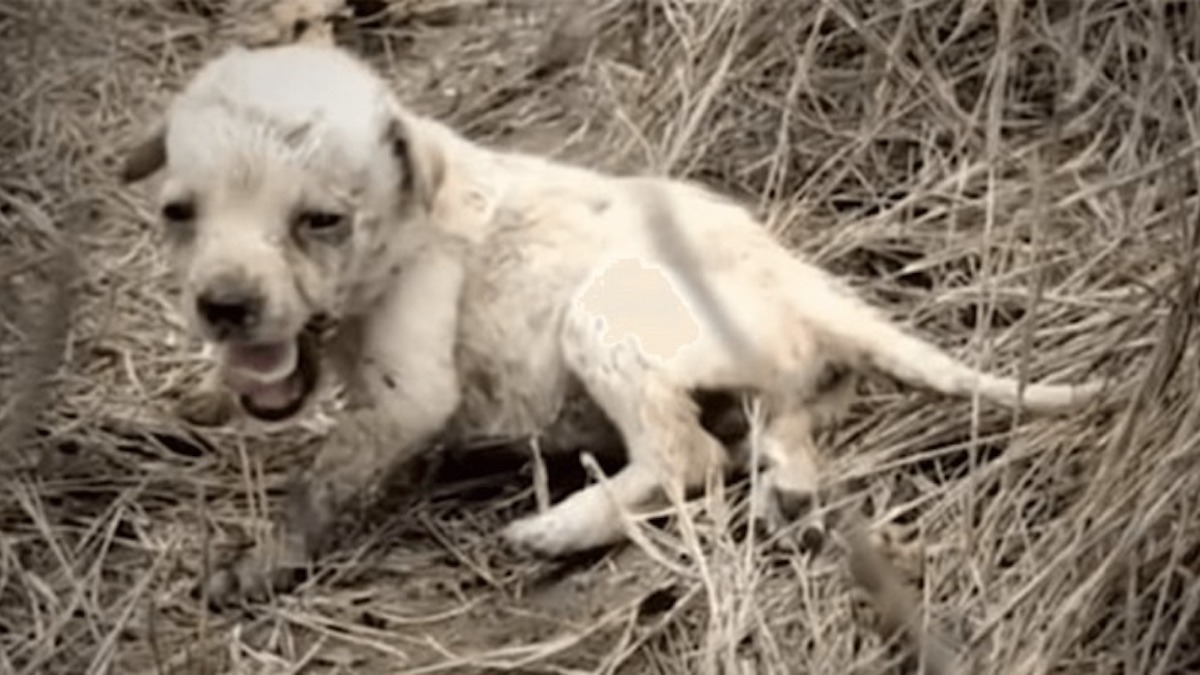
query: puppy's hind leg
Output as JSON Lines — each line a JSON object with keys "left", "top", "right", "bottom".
{"left": 502, "top": 303, "right": 730, "bottom": 558}
{"left": 751, "top": 405, "right": 828, "bottom": 552}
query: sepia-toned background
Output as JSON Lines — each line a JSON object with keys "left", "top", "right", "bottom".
{"left": 2, "top": 1, "right": 1197, "bottom": 672}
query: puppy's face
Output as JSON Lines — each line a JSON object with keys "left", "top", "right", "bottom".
{"left": 123, "top": 45, "right": 443, "bottom": 421}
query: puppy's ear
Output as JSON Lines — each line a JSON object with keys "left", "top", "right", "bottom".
{"left": 120, "top": 124, "right": 168, "bottom": 184}
{"left": 385, "top": 114, "right": 445, "bottom": 213}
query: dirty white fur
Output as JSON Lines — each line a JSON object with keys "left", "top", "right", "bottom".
{"left": 123, "top": 43, "right": 1104, "bottom": 601}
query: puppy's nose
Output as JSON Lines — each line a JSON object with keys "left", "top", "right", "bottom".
{"left": 196, "top": 282, "right": 262, "bottom": 337}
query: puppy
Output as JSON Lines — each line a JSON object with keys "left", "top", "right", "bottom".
{"left": 121, "top": 43, "right": 1106, "bottom": 604}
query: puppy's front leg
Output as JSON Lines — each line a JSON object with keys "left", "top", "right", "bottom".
{"left": 175, "top": 366, "right": 238, "bottom": 428}
{"left": 205, "top": 250, "right": 465, "bottom": 606}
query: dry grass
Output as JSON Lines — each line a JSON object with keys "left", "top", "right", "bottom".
{"left": 2, "top": 0, "right": 1199, "bottom": 672}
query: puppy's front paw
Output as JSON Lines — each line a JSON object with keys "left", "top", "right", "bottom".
{"left": 197, "top": 545, "right": 308, "bottom": 609}
{"left": 870, "top": 522, "right": 924, "bottom": 587}
{"left": 176, "top": 386, "right": 237, "bottom": 427}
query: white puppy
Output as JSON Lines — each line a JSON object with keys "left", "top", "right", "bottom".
{"left": 121, "top": 43, "right": 1105, "bottom": 604}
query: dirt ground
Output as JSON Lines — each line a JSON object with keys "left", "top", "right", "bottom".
{"left": 3, "top": 0, "right": 1200, "bottom": 673}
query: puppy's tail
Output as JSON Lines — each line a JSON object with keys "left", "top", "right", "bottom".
{"left": 787, "top": 263, "right": 1104, "bottom": 414}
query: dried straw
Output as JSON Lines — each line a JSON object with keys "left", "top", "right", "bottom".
{"left": 2, "top": 0, "right": 1198, "bottom": 673}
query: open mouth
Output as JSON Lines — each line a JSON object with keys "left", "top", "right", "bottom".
{"left": 218, "top": 330, "right": 320, "bottom": 422}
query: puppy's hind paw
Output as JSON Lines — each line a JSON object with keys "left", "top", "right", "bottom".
{"left": 501, "top": 507, "right": 616, "bottom": 560}
{"left": 502, "top": 512, "right": 571, "bottom": 559}
{"left": 753, "top": 481, "right": 827, "bottom": 554}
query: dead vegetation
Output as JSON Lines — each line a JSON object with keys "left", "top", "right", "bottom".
{"left": 2, "top": 0, "right": 1199, "bottom": 673}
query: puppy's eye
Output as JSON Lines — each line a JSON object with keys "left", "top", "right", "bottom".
{"left": 161, "top": 200, "right": 195, "bottom": 223}
{"left": 294, "top": 210, "right": 352, "bottom": 245}
{"left": 298, "top": 210, "right": 346, "bottom": 232}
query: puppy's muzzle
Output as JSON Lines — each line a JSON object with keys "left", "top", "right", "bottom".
{"left": 196, "top": 274, "right": 264, "bottom": 341}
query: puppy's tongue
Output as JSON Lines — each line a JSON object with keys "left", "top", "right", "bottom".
{"left": 242, "top": 372, "right": 305, "bottom": 413}
{"left": 221, "top": 340, "right": 299, "bottom": 408}
{"left": 225, "top": 341, "right": 296, "bottom": 382}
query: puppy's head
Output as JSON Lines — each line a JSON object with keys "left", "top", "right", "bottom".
{"left": 122, "top": 44, "right": 444, "bottom": 422}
